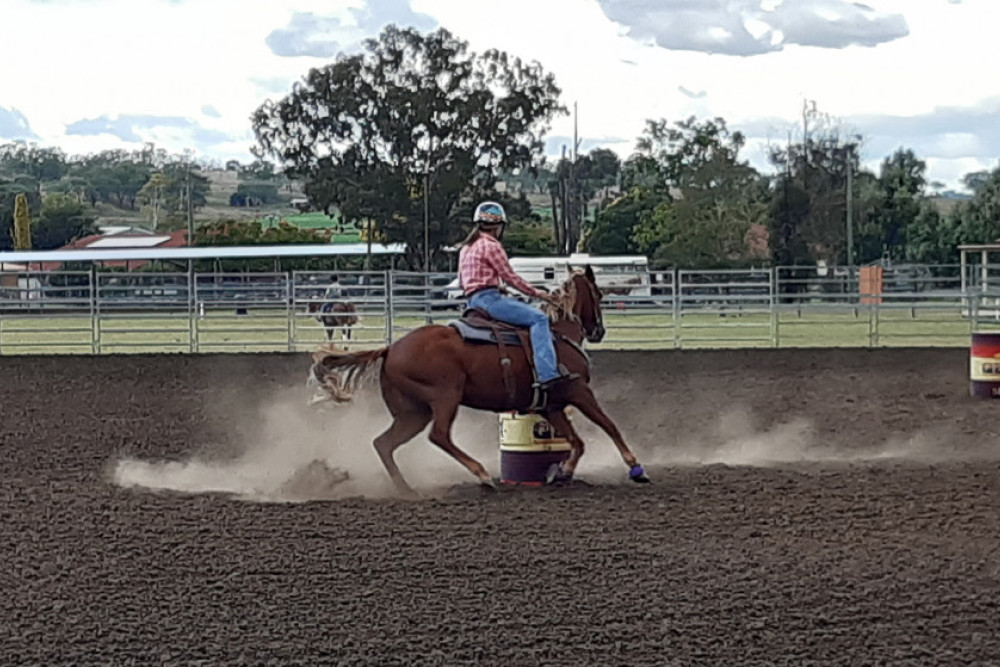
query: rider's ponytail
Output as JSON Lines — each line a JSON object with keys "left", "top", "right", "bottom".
{"left": 459, "top": 226, "right": 482, "bottom": 247}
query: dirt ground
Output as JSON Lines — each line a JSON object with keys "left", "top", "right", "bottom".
{"left": 3, "top": 348, "right": 1000, "bottom": 665}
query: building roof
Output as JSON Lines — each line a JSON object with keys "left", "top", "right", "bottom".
{"left": 0, "top": 240, "right": 407, "bottom": 269}
{"left": 28, "top": 230, "right": 190, "bottom": 270}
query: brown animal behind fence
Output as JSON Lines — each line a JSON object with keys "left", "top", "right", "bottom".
{"left": 308, "top": 301, "right": 359, "bottom": 341}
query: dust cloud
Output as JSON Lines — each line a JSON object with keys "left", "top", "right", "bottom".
{"left": 111, "top": 382, "right": 982, "bottom": 500}
{"left": 570, "top": 404, "right": 979, "bottom": 482}
{"left": 111, "top": 384, "right": 499, "bottom": 502}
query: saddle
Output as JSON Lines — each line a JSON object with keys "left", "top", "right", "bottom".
{"left": 447, "top": 308, "right": 528, "bottom": 346}
{"left": 449, "top": 309, "right": 567, "bottom": 411}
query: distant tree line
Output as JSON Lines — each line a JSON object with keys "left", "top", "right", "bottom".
{"left": 5, "top": 24, "right": 997, "bottom": 269}
{"left": 0, "top": 143, "right": 291, "bottom": 250}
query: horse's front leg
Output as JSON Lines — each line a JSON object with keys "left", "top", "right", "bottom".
{"left": 568, "top": 386, "right": 651, "bottom": 484}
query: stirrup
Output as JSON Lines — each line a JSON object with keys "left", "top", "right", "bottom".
{"left": 527, "top": 373, "right": 579, "bottom": 412}
{"left": 534, "top": 372, "right": 579, "bottom": 391}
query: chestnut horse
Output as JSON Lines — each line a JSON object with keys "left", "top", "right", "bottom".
{"left": 308, "top": 300, "right": 359, "bottom": 342}
{"left": 310, "top": 266, "right": 650, "bottom": 495}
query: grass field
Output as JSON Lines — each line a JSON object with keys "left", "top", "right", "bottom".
{"left": 0, "top": 306, "right": 985, "bottom": 355}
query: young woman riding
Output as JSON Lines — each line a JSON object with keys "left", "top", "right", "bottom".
{"left": 458, "top": 201, "right": 577, "bottom": 396}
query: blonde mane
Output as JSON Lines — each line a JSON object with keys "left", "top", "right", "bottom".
{"left": 543, "top": 270, "right": 584, "bottom": 322}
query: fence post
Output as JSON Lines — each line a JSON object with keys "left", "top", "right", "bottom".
{"left": 188, "top": 265, "right": 196, "bottom": 353}
{"left": 94, "top": 269, "right": 103, "bottom": 354}
{"left": 868, "top": 301, "right": 879, "bottom": 348}
{"left": 385, "top": 270, "right": 394, "bottom": 345}
{"left": 89, "top": 266, "right": 98, "bottom": 355}
{"left": 285, "top": 271, "right": 293, "bottom": 353}
{"left": 770, "top": 267, "right": 778, "bottom": 348}
{"left": 672, "top": 269, "right": 681, "bottom": 349}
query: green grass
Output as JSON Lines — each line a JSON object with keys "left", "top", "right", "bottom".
{"left": 0, "top": 306, "right": 984, "bottom": 355}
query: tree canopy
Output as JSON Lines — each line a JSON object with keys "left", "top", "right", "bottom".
{"left": 251, "top": 25, "right": 564, "bottom": 269}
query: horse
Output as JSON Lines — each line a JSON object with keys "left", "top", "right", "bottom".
{"left": 308, "top": 299, "right": 359, "bottom": 342}
{"left": 309, "top": 266, "right": 650, "bottom": 496}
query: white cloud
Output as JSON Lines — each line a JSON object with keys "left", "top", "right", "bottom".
{"left": 0, "top": 0, "right": 996, "bottom": 189}
{"left": 595, "top": 0, "right": 908, "bottom": 56}
{"left": 0, "top": 107, "right": 38, "bottom": 141}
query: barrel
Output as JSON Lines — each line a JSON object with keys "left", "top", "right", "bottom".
{"left": 970, "top": 331, "right": 1000, "bottom": 398}
{"left": 498, "top": 412, "right": 572, "bottom": 485}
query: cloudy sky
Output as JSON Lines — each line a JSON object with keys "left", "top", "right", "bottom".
{"left": 0, "top": 0, "right": 996, "bottom": 190}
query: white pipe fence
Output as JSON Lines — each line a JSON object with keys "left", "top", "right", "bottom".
{"left": 1, "top": 265, "right": 998, "bottom": 354}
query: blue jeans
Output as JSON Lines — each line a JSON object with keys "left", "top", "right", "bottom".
{"left": 468, "top": 289, "right": 559, "bottom": 382}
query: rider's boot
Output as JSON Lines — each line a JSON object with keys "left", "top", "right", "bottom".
{"left": 532, "top": 372, "right": 579, "bottom": 409}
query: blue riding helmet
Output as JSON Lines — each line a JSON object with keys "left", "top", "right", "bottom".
{"left": 473, "top": 201, "right": 507, "bottom": 226}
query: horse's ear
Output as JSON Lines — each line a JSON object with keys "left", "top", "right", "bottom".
{"left": 584, "top": 265, "right": 597, "bottom": 283}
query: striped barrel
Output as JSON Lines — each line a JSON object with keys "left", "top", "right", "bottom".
{"left": 498, "top": 413, "right": 571, "bottom": 485}
{"left": 970, "top": 331, "right": 1000, "bottom": 398}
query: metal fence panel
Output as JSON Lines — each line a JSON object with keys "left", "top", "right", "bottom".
{"left": 0, "top": 266, "right": 995, "bottom": 354}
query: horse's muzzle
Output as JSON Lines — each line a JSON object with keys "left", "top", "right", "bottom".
{"left": 587, "top": 324, "right": 606, "bottom": 343}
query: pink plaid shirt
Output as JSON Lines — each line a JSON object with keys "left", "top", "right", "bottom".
{"left": 459, "top": 234, "right": 542, "bottom": 298}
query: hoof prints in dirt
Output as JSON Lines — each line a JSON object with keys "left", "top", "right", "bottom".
{"left": 3, "top": 350, "right": 1000, "bottom": 665}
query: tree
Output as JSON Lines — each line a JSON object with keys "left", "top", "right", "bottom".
{"left": 504, "top": 220, "right": 555, "bottom": 256}
{"left": 0, "top": 178, "right": 40, "bottom": 250}
{"left": 962, "top": 171, "right": 991, "bottom": 196}
{"left": 874, "top": 148, "right": 927, "bottom": 260}
{"left": 33, "top": 194, "right": 98, "bottom": 249}
{"left": 252, "top": 25, "right": 564, "bottom": 269}
{"left": 905, "top": 202, "right": 958, "bottom": 264}
{"left": 230, "top": 183, "right": 280, "bottom": 207}
{"left": 194, "top": 219, "right": 342, "bottom": 271}
{"left": 583, "top": 186, "right": 665, "bottom": 255}
{"left": 953, "top": 166, "right": 1000, "bottom": 246}
{"left": 768, "top": 102, "right": 861, "bottom": 265}
{"left": 196, "top": 219, "right": 330, "bottom": 246}
{"left": 138, "top": 173, "right": 169, "bottom": 230}
{"left": 13, "top": 192, "right": 32, "bottom": 249}
{"left": 0, "top": 143, "right": 67, "bottom": 184}
{"left": 624, "top": 116, "right": 768, "bottom": 267}
{"left": 72, "top": 150, "right": 152, "bottom": 209}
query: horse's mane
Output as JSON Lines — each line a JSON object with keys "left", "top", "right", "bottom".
{"left": 543, "top": 270, "right": 585, "bottom": 323}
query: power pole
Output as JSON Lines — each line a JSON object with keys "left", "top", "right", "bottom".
{"left": 423, "top": 170, "right": 430, "bottom": 273}
{"left": 185, "top": 161, "right": 193, "bottom": 246}
{"left": 846, "top": 146, "right": 854, "bottom": 269}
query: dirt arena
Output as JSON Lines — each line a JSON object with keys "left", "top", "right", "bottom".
{"left": 3, "top": 348, "right": 1000, "bottom": 665}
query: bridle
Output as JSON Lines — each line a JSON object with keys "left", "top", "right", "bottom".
{"left": 549, "top": 273, "right": 605, "bottom": 344}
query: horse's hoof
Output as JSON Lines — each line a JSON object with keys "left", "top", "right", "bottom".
{"left": 479, "top": 477, "right": 499, "bottom": 492}
{"left": 629, "top": 464, "right": 652, "bottom": 484}
{"left": 546, "top": 463, "right": 574, "bottom": 486}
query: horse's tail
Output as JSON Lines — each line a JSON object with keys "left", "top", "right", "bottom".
{"left": 309, "top": 345, "right": 388, "bottom": 404}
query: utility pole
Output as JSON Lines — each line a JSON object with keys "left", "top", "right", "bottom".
{"left": 423, "top": 170, "right": 430, "bottom": 273}
{"left": 846, "top": 145, "right": 854, "bottom": 269}
{"left": 568, "top": 101, "right": 579, "bottom": 254}
{"left": 185, "top": 160, "right": 193, "bottom": 246}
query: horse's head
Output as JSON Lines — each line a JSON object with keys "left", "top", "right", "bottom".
{"left": 549, "top": 265, "right": 606, "bottom": 343}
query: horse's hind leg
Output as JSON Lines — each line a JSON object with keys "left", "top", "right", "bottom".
{"left": 544, "top": 409, "right": 585, "bottom": 480}
{"left": 427, "top": 395, "right": 494, "bottom": 488}
{"left": 373, "top": 410, "right": 430, "bottom": 497}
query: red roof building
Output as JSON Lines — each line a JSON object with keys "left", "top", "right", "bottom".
{"left": 40, "top": 230, "right": 189, "bottom": 271}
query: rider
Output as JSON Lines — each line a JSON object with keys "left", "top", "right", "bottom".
{"left": 323, "top": 275, "right": 343, "bottom": 301}
{"left": 322, "top": 275, "right": 343, "bottom": 312}
{"left": 459, "top": 201, "right": 576, "bottom": 394}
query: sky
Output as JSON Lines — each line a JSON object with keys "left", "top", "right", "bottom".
{"left": 0, "top": 0, "right": 996, "bottom": 191}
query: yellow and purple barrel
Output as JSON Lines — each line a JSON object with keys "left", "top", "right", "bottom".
{"left": 970, "top": 331, "right": 1000, "bottom": 398}
{"left": 498, "top": 412, "right": 572, "bottom": 485}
